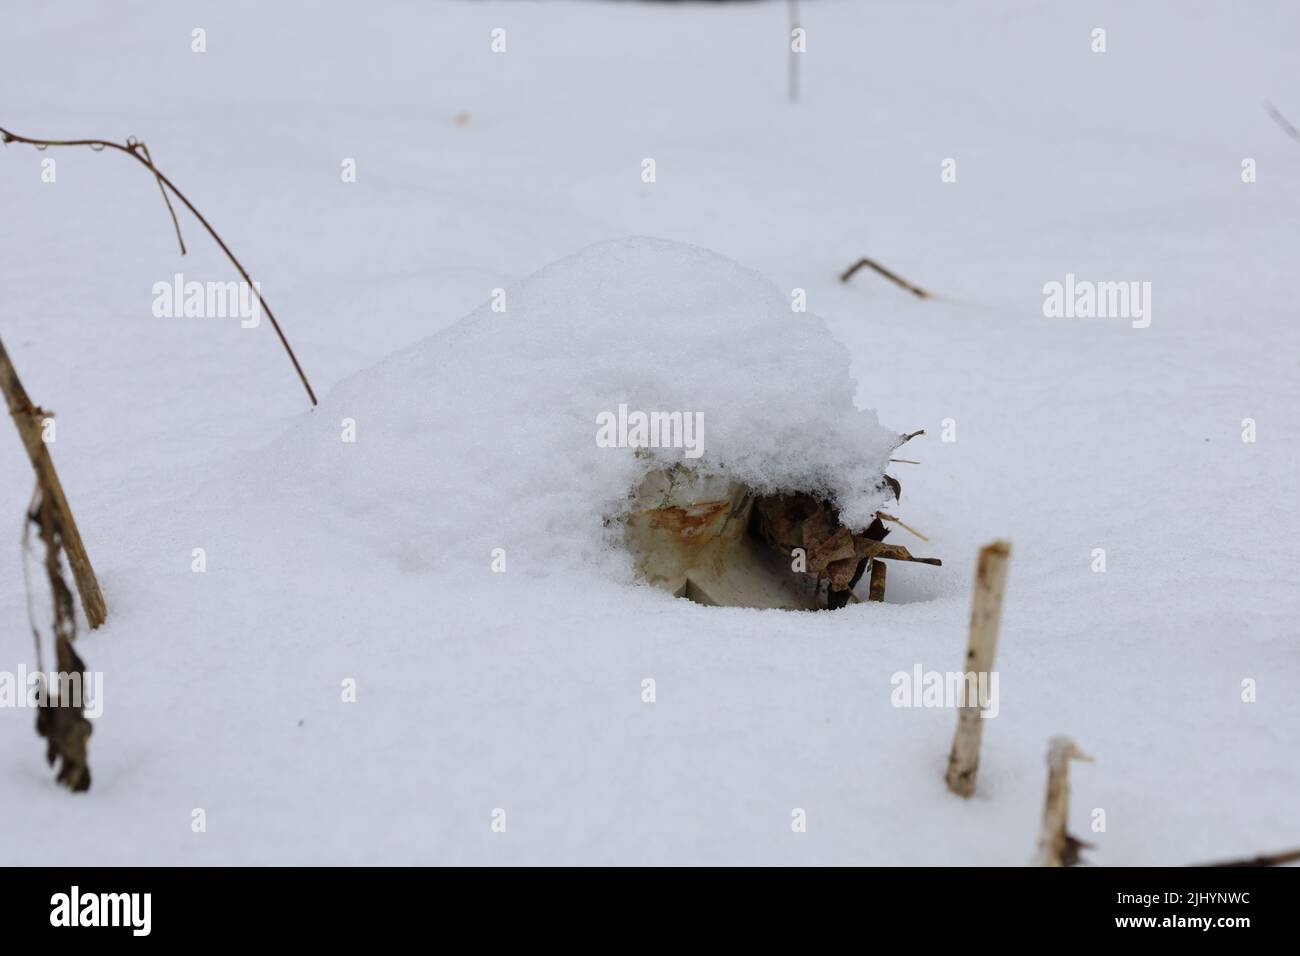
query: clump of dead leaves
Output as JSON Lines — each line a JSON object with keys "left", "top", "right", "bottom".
{"left": 751, "top": 472, "right": 939, "bottom": 609}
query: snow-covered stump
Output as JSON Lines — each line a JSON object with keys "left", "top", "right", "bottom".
{"left": 944, "top": 540, "right": 1010, "bottom": 797}
{"left": 276, "top": 237, "right": 940, "bottom": 610}
{"left": 1033, "top": 736, "right": 1092, "bottom": 867}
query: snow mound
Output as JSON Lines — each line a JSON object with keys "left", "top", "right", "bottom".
{"left": 267, "top": 237, "right": 901, "bottom": 579}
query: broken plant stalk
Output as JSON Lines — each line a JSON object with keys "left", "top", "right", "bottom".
{"left": 1201, "top": 846, "right": 1300, "bottom": 868}
{"left": 0, "top": 337, "right": 106, "bottom": 629}
{"left": 840, "top": 257, "right": 932, "bottom": 298}
{"left": 944, "top": 539, "right": 1010, "bottom": 797}
{"left": 1033, "top": 736, "right": 1091, "bottom": 867}
{"left": 26, "top": 488, "right": 94, "bottom": 791}
{"left": 787, "top": 0, "right": 801, "bottom": 103}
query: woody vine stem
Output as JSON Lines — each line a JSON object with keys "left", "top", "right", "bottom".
{"left": 0, "top": 125, "right": 318, "bottom": 407}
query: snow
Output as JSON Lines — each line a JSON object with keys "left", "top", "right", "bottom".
{"left": 1, "top": 0, "right": 1298, "bottom": 865}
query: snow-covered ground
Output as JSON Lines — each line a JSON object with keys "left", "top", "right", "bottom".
{"left": 1, "top": 0, "right": 1297, "bottom": 865}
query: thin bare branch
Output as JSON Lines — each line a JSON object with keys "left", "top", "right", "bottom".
{"left": 787, "top": 0, "right": 801, "bottom": 103}
{"left": 0, "top": 125, "right": 317, "bottom": 407}
{"left": 130, "top": 138, "right": 186, "bottom": 254}
{"left": 1265, "top": 100, "right": 1300, "bottom": 146}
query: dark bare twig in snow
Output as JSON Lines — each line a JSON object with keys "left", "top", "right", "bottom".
{"left": 8, "top": 399, "right": 96, "bottom": 792}
{"left": 131, "top": 138, "right": 187, "bottom": 254}
{"left": 787, "top": 0, "right": 801, "bottom": 103}
{"left": 1264, "top": 100, "right": 1300, "bottom": 146}
{"left": 1201, "top": 847, "right": 1300, "bottom": 868}
{"left": 840, "top": 257, "right": 933, "bottom": 299}
{"left": 27, "top": 490, "right": 94, "bottom": 792}
{"left": 1033, "top": 737, "right": 1092, "bottom": 866}
{"left": 945, "top": 541, "right": 1011, "bottom": 798}
{"left": 0, "top": 125, "right": 317, "bottom": 407}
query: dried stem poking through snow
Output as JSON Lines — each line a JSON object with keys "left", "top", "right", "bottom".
{"left": 787, "top": 1, "right": 801, "bottom": 103}
{"left": 1201, "top": 847, "right": 1300, "bottom": 867}
{"left": 1265, "top": 100, "right": 1300, "bottom": 146}
{"left": 0, "top": 124, "right": 318, "bottom": 407}
{"left": 2, "top": 337, "right": 98, "bottom": 790}
{"left": 25, "top": 491, "right": 94, "bottom": 792}
{"left": 945, "top": 540, "right": 1011, "bottom": 797}
{"left": 1033, "top": 736, "right": 1092, "bottom": 867}
{"left": 867, "top": 559, "right": 887, "bottom": 602}
{"left": 0, "top": 337, "right": 106, "bottom": 629}
{"left": 840, "top": 257, "right": 933, "bottom": 298}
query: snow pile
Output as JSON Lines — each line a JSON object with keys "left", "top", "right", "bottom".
{"left": 267, "top": 237, "right": 901, "bottom": 579}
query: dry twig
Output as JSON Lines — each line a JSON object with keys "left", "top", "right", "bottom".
{"left": 1265, "top": 100, "right": 1300, "bottom": 146}
{"left": 875, "top": 511, "right": 929, "bottom": 542}
{"left": 1201, "top": 847, "right": 1300, "bottom": 868}
{"left": 840, "top": 257, "right": 932, "bottom": 299}
{"left": 787, "top": 0, "right": 801, "bottom": 103}
{"left": 0, "top": 124, "right": 317, "bottom": 407}
{"left": 1032, "top": 736, "right": 1091, "bottom": 866}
